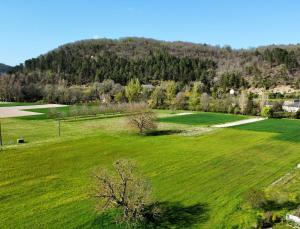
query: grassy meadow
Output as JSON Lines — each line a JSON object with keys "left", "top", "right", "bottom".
{"left": 1, "top": 109, "right": 300, "bottom": 228}
{"left": 0, "top": 102, "right": 37, "bottom": 107}
{"left": 159, "top": 112, "right": 248, "bottom": 126}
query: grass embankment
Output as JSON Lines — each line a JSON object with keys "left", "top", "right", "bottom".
{"left": 1, "top": 113, "right": 300, "bottom": 228}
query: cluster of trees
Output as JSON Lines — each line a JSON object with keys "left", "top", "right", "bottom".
{"left": 0, "top": 75, "right": 268, "bottom": 116}
{"left": 262, "top": 48, "right": 299, "bottom": 71}
{"left": 22, "top": 51, "right": 217, "bottom": 85}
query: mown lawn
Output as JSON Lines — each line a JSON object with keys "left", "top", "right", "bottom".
{"left": 159, "top": 112, "right": 248, "bottom": 126}
{"left": 1, "top": 116, "right": 300, "bottom": 228}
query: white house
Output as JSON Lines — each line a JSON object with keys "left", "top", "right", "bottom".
{"left": 266, "top": 100, "right": 300, "bottom": 113}
{"left": 142, "top": 84, "right": 155, "bottom": 91}
{"left": 282, "top": 100, "right": 300, "bottom": 113}
{"left": 286, "top": 214, "right": 300, "bottom": 225}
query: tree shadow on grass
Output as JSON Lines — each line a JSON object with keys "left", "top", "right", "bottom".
{"left": 262, "top": 200, "right": 300, "bottom": 211}
{"left": 145, "top": 130, "right": 183, "bottom": 136}
{"left": 144, "top": 201, "right": 209, "bottom": 228}
{"left": 90, "top": 201, "right": 209, "bottom": 228}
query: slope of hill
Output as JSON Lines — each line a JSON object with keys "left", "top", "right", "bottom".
{"left": 9, "top": 38, "right": 300, "bottom": 87}
{"left": 1, "top": 38, "right": 300, "bottom": 103}
{"left": 0, "top": 63, "right": 12, "bottom": 74}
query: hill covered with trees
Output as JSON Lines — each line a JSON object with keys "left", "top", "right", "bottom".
{"left": 1, "top": 37, "right": 300, "bottom": 103}
{"left": 0, "top": 63, "right": 12, "bottom": 74}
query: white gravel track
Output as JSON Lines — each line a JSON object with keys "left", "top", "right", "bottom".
{"left": 0, "top": 104, "right": 67, "bottom": 118}
{"left": 172, "top": 112, "right": 193, "bottom": 116}
{"left": 213, "top": 117, "right": 267, "bottom": 128}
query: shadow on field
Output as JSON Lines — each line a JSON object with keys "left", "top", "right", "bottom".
{"left": 144, "top": 201, "right": 209, "bottom": 228}
{"left": 262, "top": 200, "right": 300, "bottom": 211}
{"left": 145, "top": 130, "right": 183, "bottom": 136}
{"left": 90, "top": 201, "right": 209, "bottom": 228}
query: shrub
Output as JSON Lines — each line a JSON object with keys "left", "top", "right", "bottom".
{"left": 261, "top": 106, "right": 271, "bottom": 117}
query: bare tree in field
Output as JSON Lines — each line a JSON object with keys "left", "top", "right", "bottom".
{"left": 259, "top": 91, "right": 268, "bottom": 111}
{"left": 92, "top": 160, "right": 152, "bottom": 223}
{"left": 239, "top": 90, "right": 249, "bottom": 115}
{"left": 200, "top": 93, "right": 210, "bottom": 112}
{"left": 127, "top": 104, "right": 157, "bottom": 134}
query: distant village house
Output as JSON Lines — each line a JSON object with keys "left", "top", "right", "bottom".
{"left": 266, "top": 100, "right": 300, "bottom": 113}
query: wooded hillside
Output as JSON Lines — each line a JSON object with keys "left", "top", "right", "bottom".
{"left": 9, "top": 38, "right": 300, "bottom": 86}
{"left": 2, "top": 38, "right": 300, "bottom": 102}
{"left": 0, "top": 63, "right": 12, "bottom": 74}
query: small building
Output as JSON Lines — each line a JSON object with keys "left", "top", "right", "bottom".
{"left": 286, "top": 214, "right": 300, "bottom": 225}
{"left": 142, "top": 84, "right": 155, "bottom": 91}
{"left": 282, "top": 100, "right": 300, "bottom": 113}
{"left": 266, "top": 100, "right": 300, "bottom": 113}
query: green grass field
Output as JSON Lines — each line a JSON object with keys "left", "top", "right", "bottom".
{"left": 1, "top": 112, "right": 300, "bottom": 228}
{"left": 159, "top": 112, "right": 248, "bottom": 126}
{"left": 18, "top": 107, "right": 71, "bottom": 120}
{"left": 0, "top": 102, "right": 37, "bottom": 107}
{"left": 233, "top": 118, "right": 300, "bottom": 142}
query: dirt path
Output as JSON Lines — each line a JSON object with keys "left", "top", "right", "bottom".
{"left": 172, "top": 112, "right": 194, "bottom": 116}
{"left": 213, "top": 117, "right": 267, "bottom": 128}
{"left": 0, "top": 104, "right": 67, "bottom": 118}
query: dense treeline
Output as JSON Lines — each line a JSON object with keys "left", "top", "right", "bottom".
{"left": 22, "top": 47, "right": 217, "bottom": 85}
{"left": 262, "top": 48, "right": 299, "bottom": 71}
{"left": 1, "top": 38, "right": 300, "bottom": 103}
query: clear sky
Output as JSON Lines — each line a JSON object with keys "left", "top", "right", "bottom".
{"left": 1, "top": 0, "right": 300, "bottom": 65}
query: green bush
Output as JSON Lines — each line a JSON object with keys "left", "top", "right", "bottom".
{"left": 261, "top": 106, "right": 271, "bottom": 117}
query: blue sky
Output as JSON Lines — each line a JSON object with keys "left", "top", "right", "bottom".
{"left": 1, "top": 0, "right": 300, "bottom": 65}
